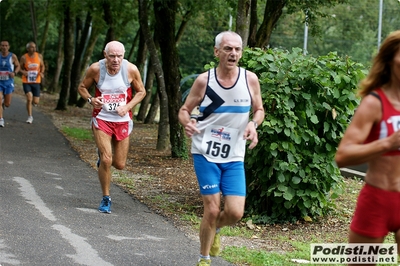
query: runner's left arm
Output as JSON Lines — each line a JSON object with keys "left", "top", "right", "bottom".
{"left": 125, "top": 63, "right": 146, "bottom": 111}
{"left": 12, "top": 54, "right": 20, "bottom": 77}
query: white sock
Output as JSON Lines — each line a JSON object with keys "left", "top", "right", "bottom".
{"left": 199, "top": 254, "right": 210, "bottom": 261}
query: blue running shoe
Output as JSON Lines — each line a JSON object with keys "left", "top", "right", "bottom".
{"left": 98, "top": 196, "right": 111, "bottom": 213}
{"left": 97, "top": 149, "right": 100, "bottom": 168}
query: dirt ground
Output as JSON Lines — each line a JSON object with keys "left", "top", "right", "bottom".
{"left": 17, "top": 87, "right": 359, "bottom": 262}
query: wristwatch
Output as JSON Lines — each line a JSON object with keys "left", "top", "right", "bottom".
{"left": 87, "top": 97, "right": 93, "bottom": 104}
{"left": 251, "top": 120, "right": 258, "bottom": 129}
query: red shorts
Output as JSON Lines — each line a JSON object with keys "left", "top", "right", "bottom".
{"left": 92, "top": 118, "right": 133, "bottom": 141}
{"left": 350, "top": 183, "right": 400, "bottom": 238}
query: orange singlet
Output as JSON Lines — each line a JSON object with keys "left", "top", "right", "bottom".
{"left": 22, "top": 52, "right": 41, "bottom": 84}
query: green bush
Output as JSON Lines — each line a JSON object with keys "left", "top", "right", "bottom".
{"left": 241, "top": 47, "right": 367, "bottom": 223}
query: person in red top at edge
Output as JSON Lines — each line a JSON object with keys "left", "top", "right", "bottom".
{"left": 335, "top": 30, "right": 400, "bottom": 265}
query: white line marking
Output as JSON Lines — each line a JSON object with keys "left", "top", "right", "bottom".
{"left": 107, "top": 235, "right": 165, "bottom": 241}
{"left": 76, "top": 208, "right": 101, "bottom": 214}
{"left": 53, "top": 224, "right": 113, "bottom": 266}
{"left": 45, "top": 172, "right": 60, "bottom": 176}
{"left": 14, "top": 177, "right": 57, "bottom": 221}
{"left": 0, "top": 239, "right": 20, "bottom": 265}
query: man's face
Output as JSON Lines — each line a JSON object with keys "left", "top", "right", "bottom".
{"left": 1, "top": 42, "right": 10, "bottom": 54}
{"left": 214, "top": 34, "right": 243, "bottom": 68}
{"left": 27, "top": 43, "right": 36, "bottom": 54}
{"left": 104, "top": 46, "right": 124, "bottom": 71}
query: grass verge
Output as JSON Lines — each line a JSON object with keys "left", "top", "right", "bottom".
{"left": 61, "top": 126, "right": 92, "bottom": 141}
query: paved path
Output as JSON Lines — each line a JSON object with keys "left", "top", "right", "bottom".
{"left": 0, "top": 95, "right": 233, "bottom": 266}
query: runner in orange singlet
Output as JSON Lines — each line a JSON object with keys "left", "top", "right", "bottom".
{"left": 19, "top": 41, "right": 45, "bottom": 124}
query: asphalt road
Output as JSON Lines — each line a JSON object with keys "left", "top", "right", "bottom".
{"left": 0, "top": 96, "right": 233, "bottom": 266}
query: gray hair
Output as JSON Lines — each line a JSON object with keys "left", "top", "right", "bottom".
{"left": 26, "top": 42, "right": 36, "bottom": 49}
{"left": 214, "top": 31, "right": 243, "bottom": 49}
{"left": 104, "top": 41, "right": 125, "bottom": 54}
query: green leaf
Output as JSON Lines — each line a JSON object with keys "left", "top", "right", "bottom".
{"left": 283, "top": 191, "right": 293, "bottom": 201}
{"left": 270, "top": 142, "right": 278, "bottom": 150}
{"left": 323, "top": 122, "right": 330, "bottom": 133}
{"left": 287, "top": 153, "right": 295, "bottom": 163}
{"left": 284, "top": 128, "right": 291, "bottom": 137}
{"left": 302, "top": 93, "right": 311, "bottom": 100}
{"left": 292, "top": 176, "right": 301, "bottom": 184}
{"left": 277, "top": 173, "right": 285, "bottom": 183}
{"left": 310, "top": 115, "right": 319, "bottom": 124}
{"left": 303, "top": 199, "right": 311, "bottom": 208}
{"left": 278, "top": 184, "right": 287, "bottom": 192}
{"left": 284, "top": 201, "right": 292, "bottom": 209}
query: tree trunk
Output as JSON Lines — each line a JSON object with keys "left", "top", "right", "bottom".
{"left": 127, "top": 29, "right": 140, "bottom": 64}
{"left": 137, "top": 56, "right": 155, "bottom": 122}
{"left": 29, "top": 0, "right": 38, "bottom": 47}
{"left": 76, "top": 25, "right": 100, "bottom": 108}
{"left": 236, "top": 0, "right": 251, "bottom": 47}
{"left": 48, "top": 19, "right": 64, "bottom": 94}
{"left": 135, "top": 28, "right": 148, "bottom": 70}
{"left": 255, "top": 0, "right": 287, "bottom": 48}
{"left": 56, "top": 4, "right": 74, "bottom": 111}
{"left": 145, "top": 91, "right": 160, "bottom": 125}
{"left": 154, "top": 0, "right": 187, "bottom": 158}
{"left": 175, "top": 10, "right": 192, "bottom": 45}
{"left": 247, "top": 0, "right": 258, "bottom": 47}
{"left": 97, "top": 0, "right": 115, "bottom": 61}
{"left": 80, "top": 25, "right": 100, "bottom": 74}
{"left": 39, "top": 0, "right": 51, "bottom": 55}
{"left": 68, "top": 12, "right": 92, "bottom": 106}
{"left": 138, "top": 0, "right": 170, "bottom": 151}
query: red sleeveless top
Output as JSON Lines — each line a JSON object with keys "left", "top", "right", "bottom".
{"left": 364, "top": 89, "right": 400, "bottom": 156}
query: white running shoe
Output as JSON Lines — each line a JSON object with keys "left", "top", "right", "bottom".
{"left": 26, "top": 116, "right": 33, "bottom": 124}
{"left": 0, "top": 118, "right": 4, "bottom": 127}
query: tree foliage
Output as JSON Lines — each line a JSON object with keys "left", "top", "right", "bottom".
{"left": 248, "top": 0, "right": 348, "bottom": 48}
{"left": 240, "top": 47, "right": 366, "bottom": 223}
{"left": 270, "top": 0, "right": 400, "bottom": 66}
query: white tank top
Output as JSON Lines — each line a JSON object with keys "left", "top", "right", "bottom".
{"left": 191, "top": 67, "right": 252, "bottom": 163}
{"left": 94, "top": 59, "right": 131, "bottom": 122}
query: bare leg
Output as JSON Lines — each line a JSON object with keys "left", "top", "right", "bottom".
{"left": 93, "top": 127, "right": 113, "bottom": 196}
{"left": 199, "top": 193, "right": 221, "bottom": 256}
{"left": 348, "top": 229, "right": 384, "bottom": 266}
{"left": 33, "top": 96, "right": 40, "bottom": 106}
{"left": 26, "top": 92, "right": 33, "bottom": 116}
{"left": 199, "top": 195, "right": 245, "bottom": 256}
{"left": 394, "top": 230, "right": 400, "bottom": 256}
{"left": 216, "top": 196, "right": 245, "bottom": 228}
{"left": 111, "top": 137, "right": 129, "bottom": 170}
{"left": 0, "top": 92, "right": 3, "bottom": 119}
{"left": 3, "top": 92, "right": 12, "bottom": 108}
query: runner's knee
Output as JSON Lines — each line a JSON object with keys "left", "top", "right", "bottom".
{"left": 227, "top": 209, "right": 243, "bottom": 222}
{"left": 113, "top": 160, "right": 125, "bottom": 170}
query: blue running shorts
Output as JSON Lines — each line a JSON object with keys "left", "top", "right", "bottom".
{"left": 0, "top": 82, "right": 14, "bottom": 95}
{"left": 192, "top": 154, "right": 246, "bottom": 196}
